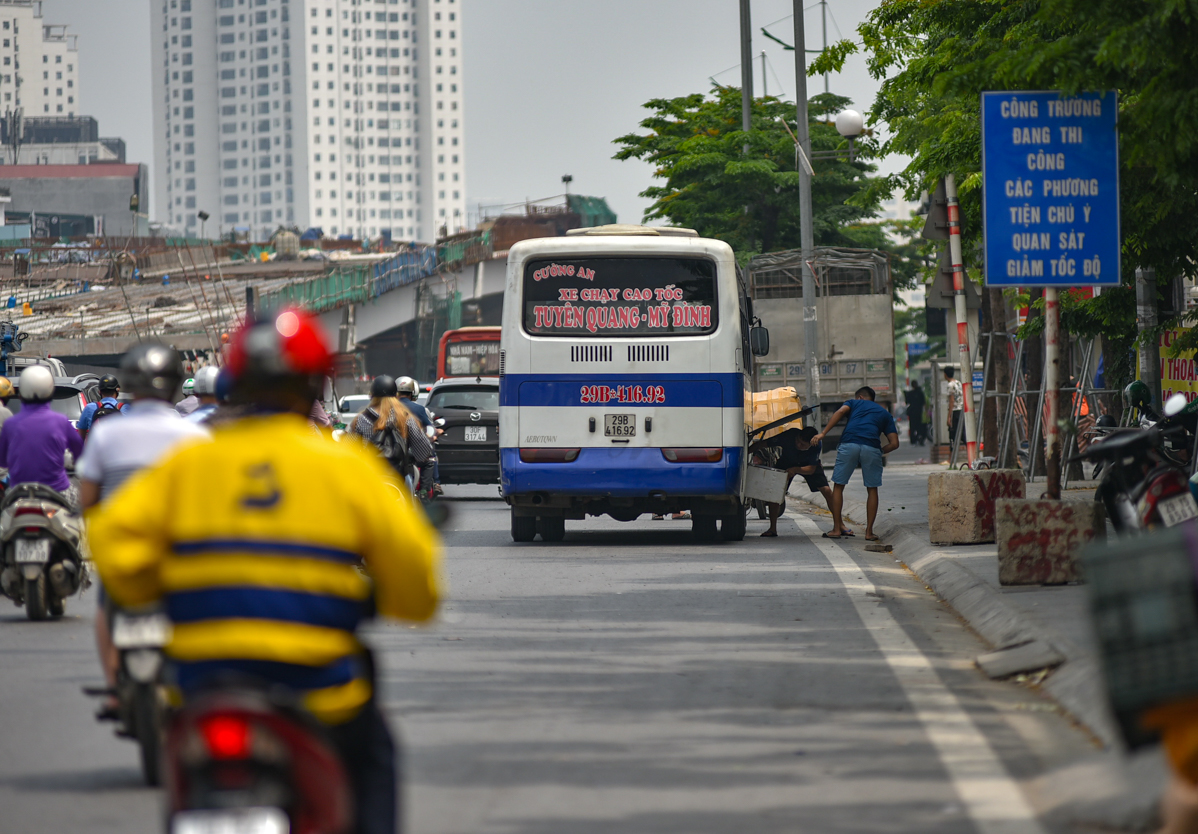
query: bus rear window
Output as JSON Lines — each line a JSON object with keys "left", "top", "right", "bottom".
{"left": 446, "top": 341, "right": 501, "bottom": 376}
{"left": 523, "top": 257, "right": 717, "bottom": 337}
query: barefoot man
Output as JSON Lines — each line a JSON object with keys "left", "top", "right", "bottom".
{"left": 812, "top": 387, "right": 900, "bottom": 541}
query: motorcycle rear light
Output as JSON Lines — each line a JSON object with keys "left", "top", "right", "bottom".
{"left": 520, "top": 448, "right": 580, "bottom": 463}
{"left": 200, "top": 715, "right": 251, "bottom": 760}
{"left": 662, "top": 448, "right": 723, "bottom": 463}
{"left": 14, "top": 508, "right": 44, "bottom": 517}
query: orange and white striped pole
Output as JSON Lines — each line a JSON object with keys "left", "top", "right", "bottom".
{"left": 944, "top": 174, "right": 977, "bottom": 466}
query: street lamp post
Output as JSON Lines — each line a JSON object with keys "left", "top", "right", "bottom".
{"left": 793, "top": 1, "right": 819, "bottom": 427}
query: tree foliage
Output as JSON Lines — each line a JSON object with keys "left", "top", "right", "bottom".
{"left": 813, "top": 0, "right": 1198, "bottom": 379}
{"left": 613, "top": 87, "right": 888, "bottom": 261}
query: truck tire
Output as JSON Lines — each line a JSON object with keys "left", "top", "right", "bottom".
{"left": 511, "top": 509, "right": 537, "bottom": 543}
{"left": 720, "top": 512, "right": 746, "bottom": 541}
{"left": 692, "top": 514, "right": 718, "bottom": 541}
{"left": 539, "top": 517, "right": 566, "bottom": 542}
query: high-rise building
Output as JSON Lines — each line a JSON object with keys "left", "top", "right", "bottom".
{"left": 0, "top": 0, "right": 80, "bottom": 122}
{"left": 151, "top": 0, "right": 466, "bottom": 243}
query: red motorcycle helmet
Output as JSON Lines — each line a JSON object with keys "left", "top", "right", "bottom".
{"left": 227, "top": 309, "right": 334, "bottom": 406}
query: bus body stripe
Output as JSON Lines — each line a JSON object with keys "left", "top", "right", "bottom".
{"left": 500, "top": 373, "right": 744, "bottom": 408}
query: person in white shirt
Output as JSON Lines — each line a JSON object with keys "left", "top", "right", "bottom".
{"left": 944, "top": 367, "right": 964, "bottom": 451}
{"left": 77, "top": 343, "right": 210, "bottom": 717}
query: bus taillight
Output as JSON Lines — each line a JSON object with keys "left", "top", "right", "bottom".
{"left": 661, "top": 448, "right": 723, "bottom": 463}
{"left": 519, "top": 448, "right": 581, "bottom": 463}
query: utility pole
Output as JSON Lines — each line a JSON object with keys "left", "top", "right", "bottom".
{"left": 820, "top": 0, "right": 829, "bottom": 94}
{"left": 1136, "top": 267, "right": 1160, "bottom": 408}
{"left": 739, "top": 0, "right": 753, "bottom": 154}
{"left": 793, "top": 0, "right": 820, "bottom": 426}
{"left": 1044, "top": 287, "right": 1061, "bottom": 497}
{"left": 761, "top": 51, "right": 767, "bottom": 97}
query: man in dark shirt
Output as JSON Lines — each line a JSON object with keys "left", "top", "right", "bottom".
{"left": 749, "top": 426, "right": 833, "bottom": 537}
{"left": 813, "top": 386, "right": 899, "bottom": 541}
{"left": 905, "top": 381, "right": 927, "bottom": 446}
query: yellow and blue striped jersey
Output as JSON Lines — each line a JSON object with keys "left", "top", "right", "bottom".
{"left": 86, "top": 412, "right": 441, "bottom": 724}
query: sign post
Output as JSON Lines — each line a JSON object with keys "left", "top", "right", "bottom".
{"left": 981, "top": 90, "right": 1120, "bottom": 497}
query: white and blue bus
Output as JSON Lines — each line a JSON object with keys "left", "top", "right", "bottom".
{"left": 499, "top": 225, "right": 769, "bottom": 543}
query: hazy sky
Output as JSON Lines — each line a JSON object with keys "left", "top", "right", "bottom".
{"left": 45, "top": 0, "right": 889, "bottom": 229}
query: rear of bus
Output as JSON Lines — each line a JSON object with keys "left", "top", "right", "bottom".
{"left": 437, "top": 327, "right": 502, "bottom": 380}
{"left": 499, "top": 228, "right": 751, "bottom": 542}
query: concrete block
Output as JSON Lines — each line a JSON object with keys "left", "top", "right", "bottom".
{"left": 928, "top": 469, "right": 1026, "bottom": 545}
{"left": 995, "top": 498, "right": 1105, "bottom": 585}
{"left": 976, "top": 639, "right": 1066, "bottom": 678}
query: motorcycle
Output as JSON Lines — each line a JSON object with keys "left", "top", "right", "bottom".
{"left": 0, "top": 483, "right": 85, "bottom": 620}
{"left": 1073, "top": 395, "right": 1198, "bottom": 534}
{"left": 164, "top": 684, "right": 354, "bottom": 834}
{"left": 416, "top": 417, "right": 447, "bottom": 503}
{"left": 85, "top": 604, "right": 171, "bottom": 785}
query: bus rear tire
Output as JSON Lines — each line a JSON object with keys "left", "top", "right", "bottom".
{"left": 539, "top": 517, "right": 566, "bottom": 543}
{"left": 720, "top": 513, "right": 746, "bottom": 541}
{"left": 511, "top": 510, "right": 537, "bottom": 543}
{"left": 692, "top": 514, "right": 718, "bottom": 541}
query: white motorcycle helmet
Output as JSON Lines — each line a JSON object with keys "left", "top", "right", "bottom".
{"left": 193, "top": 366, "right": 221, "bottom": 397}
{"left": 18, "top": 365, "right": 54, "bottom": 404}
{"left": 182, "top": 378, "right": 195, "bottom": 396}
{"left": 396, "top": 376, "right": 418, "bottom": 398}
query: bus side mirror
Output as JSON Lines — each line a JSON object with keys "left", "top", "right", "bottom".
{"left": 750, "top": 326, "right": 770, "bottom": 357}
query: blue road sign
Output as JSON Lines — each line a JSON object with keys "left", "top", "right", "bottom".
{"left": 981, "top": 91, "right": 1120, "bottom": 287}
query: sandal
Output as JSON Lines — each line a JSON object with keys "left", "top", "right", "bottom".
{"left": 841, "top": 529, "right": 855, "bottom": 537}
{"left": 864, "top": 534, "right": 881, "bottom": 542}
{"left": 760, "top": 530, "right": 778, "bottom": 537}
{"left": 822, "top": 532, "right": 842, "bottom": 539}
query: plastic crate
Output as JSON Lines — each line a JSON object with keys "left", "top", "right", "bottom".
{"left": 1082, "top": 522, "right": 1198, "bottom": 748}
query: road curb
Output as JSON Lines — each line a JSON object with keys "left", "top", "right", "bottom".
{"left": 788, "top": 489, "right": 1120, "bottom": 748}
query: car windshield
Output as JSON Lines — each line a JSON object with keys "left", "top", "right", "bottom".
{"left": 7, "top": 391, "right": 84, "bottom": 420}
{"left": 339, "top": 395, "right": 371, "bottom": 414}
{"left": 428, "top": 387, "right": 499, "bottom": 411}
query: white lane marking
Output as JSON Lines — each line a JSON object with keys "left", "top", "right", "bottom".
{"left": 791, "top": 513, "right": 1048, "bottom": 834}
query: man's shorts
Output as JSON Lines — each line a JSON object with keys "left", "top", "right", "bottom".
{"left": 832, "top": 442, "right": 884, "bottom": 488}
{"left": 799, "top": 466, "right": 829, "bottom": 492}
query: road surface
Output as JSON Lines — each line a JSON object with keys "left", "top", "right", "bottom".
{"left": 0, "top": 486, "right": 1094, "bottom": 833}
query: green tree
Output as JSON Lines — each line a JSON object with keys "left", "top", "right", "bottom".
{"left": 812, "top": 0, "right": 1198, "bottom": 382}
{"left": 612, "top": 87, "right": 883, "bottom": 260}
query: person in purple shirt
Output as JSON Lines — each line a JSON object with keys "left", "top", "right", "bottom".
{"left": 0, "top": 366, "right": 84, "bottom": 503}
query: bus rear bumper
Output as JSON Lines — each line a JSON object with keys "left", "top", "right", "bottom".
{"left": 501, "top": 446, "right": 743, "bottom": 518}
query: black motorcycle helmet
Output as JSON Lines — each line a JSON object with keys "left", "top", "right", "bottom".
{"left": 370, "top": 374, "right": 399, "bottom": 399}
{"left": 1095, "top": 413, "right": 1118, "bottom": 428}
{"left": 120, "top": 343, "right": 184, "bottom": 402}
{"left": 98, "top": 373, "right": 120, "bottom": 394}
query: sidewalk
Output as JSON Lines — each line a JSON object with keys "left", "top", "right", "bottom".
{"left": 789, "top": 450, "right": 1166, "bottom": 830}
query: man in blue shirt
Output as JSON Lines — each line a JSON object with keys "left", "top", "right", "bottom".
{"left": 77, "top": 374, "right": 125, "bottom": 437}
{"left": 812, "top": 386, "right": 899, "bottom": 541}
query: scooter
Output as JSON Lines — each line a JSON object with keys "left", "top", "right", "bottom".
{"left": 0, "top": 483, "right": 85, "bottom": 620}
{"left": 84, "top": 604, "right": 171, "bottom": 785}
{"left": 164, "top": 684, "right": 354, "bottom": 834}
{"left": 1073, "top": 395, "right": 1198, "bottom": 534}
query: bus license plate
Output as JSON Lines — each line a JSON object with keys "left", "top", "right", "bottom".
{"left": 1159, "top": 493, "right": 1198, "bottom": 527}
{"left": 464, "top": 426, "right": 487, "bottom": 442}
{"left": 14, "top": 539, "right": 49, "bottom": 564}
{"left": 605, "top": 414, "right": 636, "bottom": 437}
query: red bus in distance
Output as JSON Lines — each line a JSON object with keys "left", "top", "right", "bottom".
{"left": 437, "top": 327, "right": 502, "bottom": 380}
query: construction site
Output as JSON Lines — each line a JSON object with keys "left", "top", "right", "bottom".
{"left": 0, "top": 194, "right": 619, "bottom": 382}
